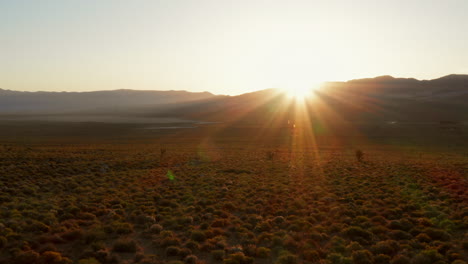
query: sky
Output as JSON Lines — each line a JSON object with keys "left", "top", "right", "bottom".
{"left": 1, "top": 0, "right": 468, "bottom": 95}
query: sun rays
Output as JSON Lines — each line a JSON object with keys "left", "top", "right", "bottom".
{"left": 194, "top": 83, "right": 380, "bottom": 178}
{"left": 281, "top": 83, "right": 321, "bottom": 101}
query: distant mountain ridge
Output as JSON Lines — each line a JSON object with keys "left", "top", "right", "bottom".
{"left": 325, "top": 74, "right": 468, "bottom": 102}
{"left": 151, "top": 74, "right": 468, "bottom": 123}
{"left": 0, "top": 88, "right": 219, "bottom": 113}
{"left": 1, "top": 74, "right": 467, "bottom": 123}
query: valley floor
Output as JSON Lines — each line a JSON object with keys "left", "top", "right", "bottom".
{"left": 0, "top": 123, "right": 467, "bottom": 264}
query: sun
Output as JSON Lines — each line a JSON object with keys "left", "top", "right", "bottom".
{"left": 282, "top": 85, "right": 316, "bottom": 100}
{"left": 276, "top": 80, "right": 322, "bottom": 101}
{"left": 288, "top": 87, "right": 312, "bottom": 100}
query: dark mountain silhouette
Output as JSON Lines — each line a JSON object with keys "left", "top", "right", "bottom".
{"left": 0, "top": 89, "right": 219, "bottom": 113}
{"left": 1, "top": 74, "right": 467, "bottom": 124}
{"left": 152, "top": 74, "right": 468, "bottom": 124}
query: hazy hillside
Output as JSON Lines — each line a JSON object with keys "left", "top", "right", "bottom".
{"left": 0, "top": 89, "right": 218, "bottom": 113}
{"left": 341, "top": 74, "right": 468, "bottom": 102}
{"left": 153, "top": 74, "right": 468, "bottom": 124}
{"left": 1, "top": 75, "right": 467, "bottom": 124}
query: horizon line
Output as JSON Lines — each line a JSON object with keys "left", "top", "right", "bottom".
{"left": 1, "top": 73, "right": 467, "bottom": 96}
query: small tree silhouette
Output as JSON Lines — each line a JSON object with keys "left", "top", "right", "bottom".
{"left": 160, "top": 148, "right": 167, "bottom": 160}
{"left": 355, "top": 150, "right": 364, "bottom": 162}
{"left": 266, "top": 150, "right": 275, "bottom": 161}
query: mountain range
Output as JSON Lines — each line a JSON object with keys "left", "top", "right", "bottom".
{"left": 1, "top": 74, "right": 467, "bottom": 124}
{"left": 0, "top": 89, "right": 218, "bottom": 113}
{"left": 152, "top": 74, "right": 468, "bottom": 124}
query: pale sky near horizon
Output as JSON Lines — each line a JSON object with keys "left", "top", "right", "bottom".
{"left": 1, "top": 0, "right": 468, "bottom": 95}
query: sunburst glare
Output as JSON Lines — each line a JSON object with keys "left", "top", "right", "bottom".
{"left": 282, "top": 83, "right": 321, "bottom": 101}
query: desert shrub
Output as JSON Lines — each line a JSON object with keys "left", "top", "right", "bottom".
{"left": 213, "top": 239, "right": 228, "bottom": 250}
{"left": 415, "top": 233, "right": 431, "bottom": 243}
{"left": 254, "top": 221, "right": 271, "bottom": 232}
{"left": 271, "top": 235, "right": 283, "bottom": 246}
{"left": 372, "top": 240, "right": 399, "bottom": 256}
{"left": 190, "top": 230, "right": 206, "bottom": 242}
{"left": 181, "top": 240, "right": 198, "bottom": 250}
{"left": 286, "top": 223, "right": 301, "bottom": 232}
{"left": 133, "top": 252, "right": 145, "bottom": 262}
{"left": 178, "top": 216, "right": 194, "bottom": 225}
{"left": 223, "top": 259, "right": 237, "bottom": 264}
{"left": 410, "top": 254, "right": 430, "bottom": 264}
{"left": 256, "top": 247, "right": 271, "bottom": 258}
{"left": 326, "top": 252, "right": 352, "bottom": 264}
{"left": 276, "top": 252, "right": 298, "bottom": 264}
{"left": 374, "top": 254, "right": 391, "bottom": 264}
{"left": 303, "top": 249, "right": 320, "bottom": 262}
{"left": 283, "top": 235, "right": 299, "bottom": 250}
{"left": 134, "top": 214, "right": 156, "bottom": 226}
{"left": 390, "top": 255, "right": 410, "bottom": 264}
{"left": 411, "top": 249, "right": 443, "bottom": 264}
{"left": 92, "top": 249, "right": 109, "bottom": 262}
{"left": 211, "top": 249, "right": 225, "bottom": 261}
{"left": 211, "top": 228, "right": 226, "bottom": 237}
{"left": 241, "top": 244, "right": 255, "bottom": 257}
{"left": 78, "top": 258, "right": 100, "bottom": 264}
{"left": 77, "top": 212, "right": 96, "bottom": 221}
{"left": 200, "top": 241, "right": 216, "bottom": 252}
{"left": 346, "top": 242, "right": 364, "bottom": 252}
{"left": 160, "top": 237, "right": 181, "bottom": 247}
{"left": 223, "top": 252, "right": 253, "bottom": 264}
{"left": 370, "top": 226, "right": 390, "bottom": 237}
{"left": 257, "top": 232, "right": 273, "bottom": 244}
{"left": 388, "top": 220, "right": 413, "bottom": 231}
{"left": 149, "top": 224, "right": 163, "bottom": 234}
{"left": 389, "top": 230, "right": 412, "bottom": 240}
{"left": 61, "top": 229, "right": 83, "bottom": 241}
{"left": 461, "top": 240, "right": 468, "bottom": 250}
{"left": 0, "top": 235, "right": 7, "bottom": 248}
{"left": 343, "top": 226, "right": 373, "bottom": 241}
{"left": 384, "top": 209, "right": 403, "bottom": 220}
{"left": 13, "top": 250, "right": 40, "bottom": 264}
{"left": 435, "top": 242, "right": 451, "bottom": 255}
{"left": 83, "top": 228, "right": 106, "bottom": 244}
{"left": 90, "top": 241, "right": 106, "bottom": 252}
{"left": 113, "top": 239, "right": 137, "bottom": 253}
{"left": 371, "top": 216, "right": 388, "bottom": 225}
{"left": 166, "top": 246, "right": 181, "bottom": 257}
{"left": 38, "top": 243, "right": 59, "bottom": 254}
{"left": 184, "top": 254, "right": 198, "bottom": 264}
{"left": 40, "top": 251, "right": 72, "bottom": 264}
{"left": 109, "top": 222, "right": 133, "bottom": 235}
{"left": 273, "top": 216, "right": 286, "bottom": 225}
{"left": 179, "top": 248, "right": 192, "bottom": 258}
{"left": 26, "top": 220, "right": 51, "bottom": 233}
{"left": 226, "top": 245, "right": 243, "bottom": 254}
{"left": 351, "top": 250, "right": 374, "bottom": 264}
{"left": 424, "top": 227, "right": 450, "bottom": 241}
{"left": 160, "top": 230, "right": 174, "bottom": 238}
{"left": 211, "top": 219, "right": 227, "bottom": 228}
{"left": 408, "top": 227, "right": 423, "bottom": 237}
